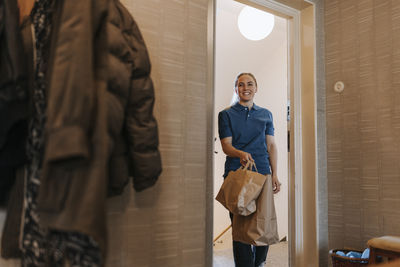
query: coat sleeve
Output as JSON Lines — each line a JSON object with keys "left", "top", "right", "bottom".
{"left": 123, "top": 16, "right": 162, "bottom": 192}
{"left": 44, "top": 0, "right": 108, "bottom": 165}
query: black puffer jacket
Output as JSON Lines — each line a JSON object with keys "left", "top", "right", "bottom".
{"left": 0, "top": 0, "right": 27, "bottom": 144}
{"left": 0, "top": 0, "right": 28, "bottom": 205}
{"left": 107, "top": 0, "right": 162, "bottom": 195}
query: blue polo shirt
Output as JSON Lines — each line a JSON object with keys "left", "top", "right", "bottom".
{"left": 218, "top": 102, "right": 274, "bottom": 177}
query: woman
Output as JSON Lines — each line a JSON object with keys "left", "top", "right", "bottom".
{"left": 218, "top": 73, "right": 281, "bottom": 267}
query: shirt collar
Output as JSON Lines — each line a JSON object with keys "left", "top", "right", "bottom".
{"left": 232, "top": 102, "right": 260, "bottom": 111}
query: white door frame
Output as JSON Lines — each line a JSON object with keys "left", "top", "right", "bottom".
{"left": 206, "top": 0, "right": 318, "bottom": 266}
{"left": 246, "top": 2, "right": 305, "bottom": 266}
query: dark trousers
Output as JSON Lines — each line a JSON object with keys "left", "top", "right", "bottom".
{"left": 230, "top": 213, "right": 269, "bottom": 267}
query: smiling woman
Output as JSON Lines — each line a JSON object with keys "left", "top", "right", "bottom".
{"left": 235, "top": 73, "right": 258, "bottom": 104}
{"left": 218, "top": 72, "right": 281, "bottom": 266}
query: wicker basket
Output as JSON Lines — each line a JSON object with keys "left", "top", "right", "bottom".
{"left": 330, "top": 249, "right": 369, "bottom": 267}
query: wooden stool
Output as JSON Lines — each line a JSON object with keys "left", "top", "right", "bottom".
{"left": 368, "top": 236, "right": 400, "bottom": 264}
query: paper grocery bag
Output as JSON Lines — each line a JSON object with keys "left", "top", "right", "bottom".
{"left": 232, "top": 174, "right": 279, "bottom": 246}
{"left": 215, "top": 162, "right": 267, "bottom": 216}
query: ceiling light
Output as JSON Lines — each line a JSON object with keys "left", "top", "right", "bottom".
{"left": 238, "top": 6, "right": 275, "bottom": 41}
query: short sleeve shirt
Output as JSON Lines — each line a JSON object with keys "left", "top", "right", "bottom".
{"left": 218, "top": 102, "right": 274, "bottom": 177}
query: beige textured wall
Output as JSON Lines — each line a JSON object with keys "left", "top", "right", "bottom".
{"left": 107, "top": 0, "right": 209, "bottom": 266}
{"left": 325, "top": 0, "right": 400, "bottom": 251}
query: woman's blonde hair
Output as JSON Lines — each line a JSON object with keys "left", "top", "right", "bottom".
{"left": 231, "top": 72, "right": 258, "bottom": 105}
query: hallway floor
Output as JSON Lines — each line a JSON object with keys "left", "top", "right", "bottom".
{"left": 213, "top": 227, "right": 288, "bottom": 267}
{"left": 213, "top": 241, "right": 288, "bottom": 267}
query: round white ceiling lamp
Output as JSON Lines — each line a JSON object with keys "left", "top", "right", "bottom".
{"left": 238, "top": 6, "right": 275, "bottom": 41}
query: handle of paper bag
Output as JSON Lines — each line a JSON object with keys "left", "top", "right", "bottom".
{"left": 241, "top": 160, "right": 258, "bottom": 172}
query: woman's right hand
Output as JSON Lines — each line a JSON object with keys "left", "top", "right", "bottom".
{"left": 239, "top": 151, "right": 254, "bottom": 166}
{"left": 220, "top": 137, "right": 254, "bottom": 166}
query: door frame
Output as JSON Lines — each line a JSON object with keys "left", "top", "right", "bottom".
{"left": 206, "top": 0, "right": 324, "bottom": 266}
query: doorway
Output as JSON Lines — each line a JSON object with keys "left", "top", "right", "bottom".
{"left": 212, "top": 0, "right": 288, "bottom": 266}
{"left": 208, "top": 0, "right": 320, "bottom": 266}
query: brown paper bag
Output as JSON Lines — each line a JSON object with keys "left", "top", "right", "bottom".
{"left": 215, "top": 162, "right": 267, "bottom": 216}
{"left": 232, "top": 175, "right": 279, "bottom": 246}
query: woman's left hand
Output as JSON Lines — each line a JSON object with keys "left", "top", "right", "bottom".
{"left": 272, "top": 175, "right": 281, "bottom": 194}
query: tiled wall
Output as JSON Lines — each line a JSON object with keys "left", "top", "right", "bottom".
{"left": 106, "top": 0, "right": 209, "bottom": 266}
{"left": 325, "top": 0, "right": 400, "bottom": 250}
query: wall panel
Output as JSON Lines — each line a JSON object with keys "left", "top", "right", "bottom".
{"left": 325, "top": 0, "right": 400, "bottom": 251}
{"left": 106, "top": 1, "right": 209, "bottom": 266}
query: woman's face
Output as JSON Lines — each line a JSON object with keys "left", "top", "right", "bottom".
{"left": 235, "top": 75, "right": 257, "bottom": 103}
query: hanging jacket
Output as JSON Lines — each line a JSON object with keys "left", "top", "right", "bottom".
{"left": 37, "top": 0, "right": 161, "bottom": 255}
{"left": 0, "top": 0, "right": 28, "bottom": 205}
{"left": 1, "top": 0, "right": 111, "bottom": 260}
{"left": 35, "top": 0, "right": 110, "bottom": 258}
{"left": 1, "top": 0, "right": 162, "bottom": 261}
{"left": 2, "top": 0, "right": 110, "bottom": 256}
{"left": 106, "top": 0, "right": 162, "bottom": 195}
{"left": 0, "top": 0, "right": 28, "bottom": 146}
{"left": 1, "top": 14, "right": 34, "bottom": 259}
